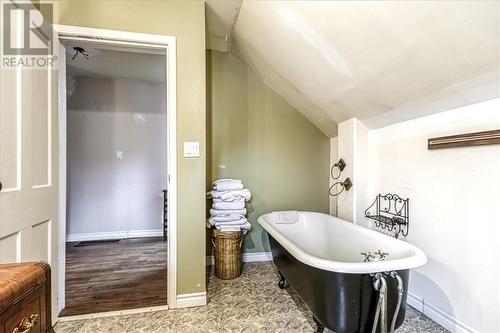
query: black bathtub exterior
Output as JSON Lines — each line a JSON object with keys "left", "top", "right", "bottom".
{"left": 269, "top": 236, "right": 409, "bottom": 333}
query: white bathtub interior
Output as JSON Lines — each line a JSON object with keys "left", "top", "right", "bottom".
{"left": 259, "top": 212, "right": 427, "bottom": 273}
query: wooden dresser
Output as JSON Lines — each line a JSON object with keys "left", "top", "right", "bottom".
{"left": 0, "top": 262, "right": 53, "bottom": 333}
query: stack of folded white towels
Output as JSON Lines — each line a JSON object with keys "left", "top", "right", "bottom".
{"left": 207, "top": 179, "right": 251, "bottom": 234}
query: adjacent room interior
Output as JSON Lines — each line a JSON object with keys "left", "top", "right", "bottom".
{"left": 60, "top": 45, "right": 168, "bottom": 316}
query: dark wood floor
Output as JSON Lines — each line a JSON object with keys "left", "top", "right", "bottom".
{"left": 60, "top": 237, "right": 167, "bottom": 317}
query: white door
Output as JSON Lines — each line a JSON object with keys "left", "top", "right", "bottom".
{"left": 0, "top": 2, "right": 59, "bottom": 320}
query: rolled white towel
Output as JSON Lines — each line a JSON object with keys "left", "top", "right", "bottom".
{"left": 213, "top": 178, "right": 241, "bottom": 185}
{"left": 217, "top": 225, "right": 241, "bottom": 232}
{"left": 207, "top": 217, "right": 247, "bottom": 228}
{"left": 213, "top": 181, "right": 244, "bottom": 191}
{"left": 240, "top": 221, "right": 251, "bottom": 231}
{"left": 213, "top": 217, "right": 248, "bottom": 227}
{"left": 210, "top": 208, "right": 247, "bottom": 216}
{"left": 210, "top": 214, "right": 245, "bottom": 222}
{"left": 273, "top": 211, "right": 299, "bottom": 224}
{"left": 217, "top": 222, "right": 251, "bottom": 233}
{"left": 213, "top": 199, "right": 245, "bottom": 210}
{"left": 208, "top": 189, "right": 251, "bottom": 202}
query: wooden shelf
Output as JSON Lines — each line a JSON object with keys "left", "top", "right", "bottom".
{"left": 428, "top": 129, "right": 500, "bottom": 150}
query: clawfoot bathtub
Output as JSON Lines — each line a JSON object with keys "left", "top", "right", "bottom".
{"left": 258, "top": 212, "right": 426, "bottom": 333}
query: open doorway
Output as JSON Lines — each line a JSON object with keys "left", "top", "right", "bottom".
{"left": 59, "top": 46, "right": 167, "bottom": 317}
{"left": 54, "top": 26, "right": 179, "bottom": 317}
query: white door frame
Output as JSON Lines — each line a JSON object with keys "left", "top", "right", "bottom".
{"left": 54, "top": 25, "right": 178, "bottom": 316}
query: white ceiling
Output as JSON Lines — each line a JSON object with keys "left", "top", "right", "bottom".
{"left": 66, "top": 46, "right": 165, "bottom": 83}
{"left": 205, "top": 0, "right": 243, "bottom": 51}
{"left": 207, "top": 1, "right": 500, "bottom": 137}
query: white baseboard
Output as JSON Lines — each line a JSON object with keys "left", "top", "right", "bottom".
{"left": 128, "top": 229, "right": 163, "bottom": 238}
{"left": 57, "top": 305, "right": 168, "bottom": 322}
{"left": 243, "top": 251, "right": 273, "bottom": 262}
{"left": 176, "top": 292, "right": 207, "bottom": 309}
{"left": 206, "top": 251, "right": 273, "bottom": 266}
{"left": 67, "top": 229, "right": 163, "bottom": 242}
{"left": 407, "top": 292, "right": 476, "bottom": 333}
{"left": 407, "top": 293, "right": 424, "bottom": 312}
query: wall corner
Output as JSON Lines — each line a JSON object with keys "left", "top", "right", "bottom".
{"left": 336, "top": 118, "right": 369, "bottom": 223}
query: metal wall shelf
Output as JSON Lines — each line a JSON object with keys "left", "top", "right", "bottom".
{"left": 365, "top": 194, "right": 409, "bottom": 236}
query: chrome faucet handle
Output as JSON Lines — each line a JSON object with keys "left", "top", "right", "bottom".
{"left": 375, "top": 250, "right": 389, "bottom": 259}
{"left": 361, "top": 252, "right": 375, "bottom": 262}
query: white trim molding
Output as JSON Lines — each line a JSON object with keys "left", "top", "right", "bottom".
{"left": 129, "top": 229, "right": 163, "bottom": 238}
{"left": 55, "top": 24, "right": 178, "bottom": 311}
{"left": 206, "top": 251, "right": 273, "bottom": 266}
{"left": 176, "top": 292, "right": 207, "bottom": 309}
{"left": 407, "top": 293, "right": 477, "bottom": 333}
{"left": 67, "top": 231, "right": 128, "bottom": 242}
{"left": 57, "top": 305, "right": 169, "bottom": 322}
{"left": 57, "top": 39, "right": 67, "bottom": 313}
{"left": 243, "top": 251, "right": 273, "bottom": 262}
{"left": 66, "top": 229, "right": 163, "bottom": 242}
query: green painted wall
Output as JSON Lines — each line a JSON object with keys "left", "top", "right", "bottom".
{"left": 207, "top": 51, "right": 330, "bottom": 254}
{"left": 56, "top": 0, "right": 206, "bottom": 295}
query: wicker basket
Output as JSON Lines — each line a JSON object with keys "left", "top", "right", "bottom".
{"left": 211, "top": 229, "right": 244, "bottom": 279}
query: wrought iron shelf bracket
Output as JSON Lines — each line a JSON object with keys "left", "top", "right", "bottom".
{"left": 365, "top": 194, "right": 409, "bottom": 236}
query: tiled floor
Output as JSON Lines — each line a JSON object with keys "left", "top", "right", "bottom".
{"left": 55, "top": 262, "right": 447, "bottom": 333}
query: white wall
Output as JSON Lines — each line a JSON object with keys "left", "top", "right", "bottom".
{"left": 67, "top": 77, "right": 167, "bottom": 239}
{"left": 329, "top": 137, "right": 338, "bottom": 216}
{"left": 357, "top": 99, "right": 500, "bottom": 332}
{"left": 337, "top": 120, "right": 355, "bottom": 220}
{"left": 337, "top": 118, "right": 369, "bottom": 222}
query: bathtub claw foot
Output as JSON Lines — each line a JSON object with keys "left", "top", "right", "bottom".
{"left": 278, "top": 272, "right": 288, "bottom": 289}
{"left": 313, "top": 316, "right": 325, "bottom": 333}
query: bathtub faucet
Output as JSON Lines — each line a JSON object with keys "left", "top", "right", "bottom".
{"left": 370, "top": 273, "right": 388, "bottom": 333}
{"left": 371, "top": 271, "right": 404, "bottom": 333}
{"left": 389, "top": 271, "right": 404, "bottom": 333}
{"left": 375, "top": 250, "right": 389, "bottom": 259}
{"left": 361, "top": 250, "right": 389, "bottom": 262}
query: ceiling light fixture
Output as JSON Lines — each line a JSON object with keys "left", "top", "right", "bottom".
{"left": 72, "top": 47, "right": 89, "bottom": 60}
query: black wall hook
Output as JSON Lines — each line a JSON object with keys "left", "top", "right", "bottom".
{"left": 334, "top": 158, "right": 346, "bottom": 171}
{"left": 329, "top": 177, "right": 353, "bottom": 197}
{"left": 331, "top": 158, "right": 346, "bottom": 180}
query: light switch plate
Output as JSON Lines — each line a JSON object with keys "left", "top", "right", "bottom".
{"left": 184, "top": 142, "right": 200, "bottom": 158}
{"left": 116, "top": 151, "right": 123, "bottom": 160}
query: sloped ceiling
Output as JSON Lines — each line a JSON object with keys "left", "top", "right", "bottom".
{"left": 207, "top": 1, "right": 500, "bottom": 137}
